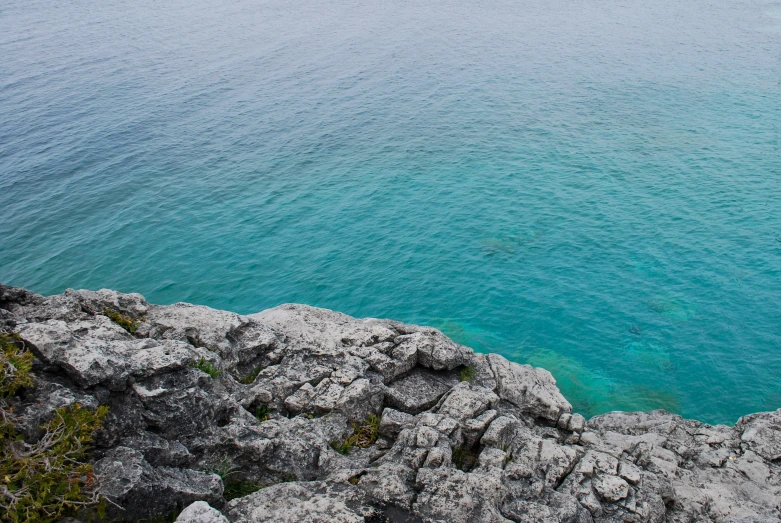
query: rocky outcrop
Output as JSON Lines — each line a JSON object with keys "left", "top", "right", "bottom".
{"left": 1, "top": 283, "right": 779, "bottom": 522}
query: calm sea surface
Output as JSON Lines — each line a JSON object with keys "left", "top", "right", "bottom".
{"left": 2, "top": 0, "right": 780, "bottom": 424}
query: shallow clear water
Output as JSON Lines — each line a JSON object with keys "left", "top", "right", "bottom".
{"left": 2, "top": 0, "right": 780, "bottom": 424}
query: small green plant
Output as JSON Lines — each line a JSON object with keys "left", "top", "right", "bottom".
{"left": 1, "top": 403, "right": 109, "bottom": 522}
{"left": 238, "top": 367, "right": 264, "bottom": 385}
{"left": 223, "top": 479, "right": 264, "bottom": 501}
{"left": 192, "top": 357, "right": 221, "bottom": 378}
{"left": 206, "top": 458, "right": 263, "bottom": 501}
{"left": 349, "top": 414, "right": 381, "bottom": 448}
{"left": 206, "top": 456, "right": 298, "bottom": 500}
{"left": 453, "top": 445, "right": 478, "bottom": 471}
{"left": 222, "top": 471, "right": 296, "bottom": 500}
{"left": 347, "top": 472, "right": 366, "bottom": 486}
{"left": 330, "top": 438, "right": 354, "bottom": 455}
{"left": 1, "top": 331, "right": 109, "bottom": 522}
{"left": 459, "top": 365, "right": 476, "bottom": 382}
{"left": 102, "top": 308, "right": 139, "bottom": 334}
{"left": 206, "top": 458, "right": 237, "bottom": 482}
{"left": 330, "top": 414, "right": 381, "bottom": 455}
{"left": 254, "top": 405, "right": 271, "bottom": 422}
{"left": 0, "top": 332, "right": 33, "bottom": 397}
{"left": 282, "top": 472, "right": 297, "bottom": 482}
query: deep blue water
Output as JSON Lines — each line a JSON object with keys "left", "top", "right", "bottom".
{"left": 2, "top": 0, "right": 780, "bottom": 425}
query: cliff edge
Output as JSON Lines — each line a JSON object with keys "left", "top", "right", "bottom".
{"left": 1, "top": 284, "right": 779, "bottom": 522}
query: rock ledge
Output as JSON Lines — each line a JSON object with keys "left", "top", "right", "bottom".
{"left": 1, "top": 284, "right": 779, "bottom": 522}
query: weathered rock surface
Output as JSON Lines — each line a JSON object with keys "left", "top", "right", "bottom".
{"left": 176, "top": 500, "right": 230, "bottom": 523}
{"left": 1, "top": 283, "right": 780, "bottom": 522}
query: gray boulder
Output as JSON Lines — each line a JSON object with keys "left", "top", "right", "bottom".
{"left": 94, "top": 447, "right": 222, "bottom": 521}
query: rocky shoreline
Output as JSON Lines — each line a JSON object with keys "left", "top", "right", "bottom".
{"left": 1, "top": 284, "right": 779, "bottom": 522}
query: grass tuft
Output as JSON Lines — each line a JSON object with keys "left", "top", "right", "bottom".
{"left": 453, "top": 444, "right": 479, "bottom": 471}
{"left": 349, "top": 414, "right": 381, "bottom": 448}
{"left": 207, "top": 458, "right": 238, "bottom": 481}
{"left": 254, "top": 405, "right": 271, "bottom": 422}
{"left": 330, "top": 414, "right": 381, "bottom": 455}
{"left": 0, "top": 332, "right": 33, "bottom": 397}
{"left": 223, "top": 479, "right": 263, "bottom": 501}
{"left": 192, "top": 357, "right": 221, "bottom": 378}
{"left": 102, "top": 308, "right": 140, "bottom": 334}
{"left": 348, "top": 472, "right": 365, "bottom": 485}
{"left": 238, "top": 367, "right": 264, "bottom": 385}
{"left": 459, "top": 365, "right": 476, "bottom": 382}
{"left": 282, "top": 472, "right": 297, "bottom": 482}
{"left": 209, "top": 458, "right": 295, "bottom": 501}
{"left": 330, "top": 438, "right": 354, "bottom": 455}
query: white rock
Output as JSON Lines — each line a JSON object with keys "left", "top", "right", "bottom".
{"left": 378, "top": 408, "right": 415, "bottom": 438}
{"left": 416, "top": 426, "right": 441, "bottom": 448}
{"left": 487, "top": 354, "right": 571, "bottom": 421}
{"left": 618, "top": 461, "right": 642, "bottom": 485}
{"left": 176, "top": 501, "right": 229, "bottom": 523}
{"left": 592, "top": 474, "right": 630, "bottom": 502}
{"left": 437, "top": 383, "right": 498, "bottom": 421}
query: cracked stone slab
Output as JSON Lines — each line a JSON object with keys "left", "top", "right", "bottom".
{"left": 384, "top": 368, "right": 452, "bottom": 414}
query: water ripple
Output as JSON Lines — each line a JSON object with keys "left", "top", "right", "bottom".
{"left": 1, "top": 0, "right": 780, "bottom": 424}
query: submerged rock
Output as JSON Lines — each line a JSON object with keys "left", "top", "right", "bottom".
{"left": 1, "top": 283, "right": 779, "bottom": 522}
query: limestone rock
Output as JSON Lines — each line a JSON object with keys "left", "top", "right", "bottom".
{"left": 379, "top": 407, "right": 416, "bottom": 438}
{"left": 463, "top": 409, "right": 499, "bottom": 447}
{"left": 225, "top": 481, "right": 372, "bottom": 523}
{"left": 17, "top": 319, "right": 199, "bottom": 390}
{"left": 1, "top": 283, "right": 779, "bottom": 523}
{"left": 738, "top": 409, "right": 781, "bottom": 461}
{"left": 395, "top": 330, "right": 471, "bottom": 371}
{"left": 335, "top": 378, "right": 384, "bottom": 422}
{"left": 618, "top": 461, "right": 641, "bottom": 485}
{"left": 357, "top": 463, "right": 417, "bottom": 509}
{"left": 94, "top": 447, "right": 222, "bottom": 521}
{"left": 592, "top": 474, "right": 630, "bottom": 502}
{"left": 486, "top": 353, "right": 571, "bottom": 421}
{"left": 144, "top": 302, "right": 278, "bottom": 372}
{"left": 384, "top": 368, "right": 452, "bottom": 414}
{"left": 414, "top": 467, "right": 511, "bottom": 523}
{"left": 175, "top": 501, "right": 229, "bottom": 523}
{"left": 567, "top": 413, "right": 586, "bottom": 433}
{"left": 437, "top": 382, "right": 498, "bottom": 421}
{"left": 480, "top": 416, "right": 521, "bottom": 449}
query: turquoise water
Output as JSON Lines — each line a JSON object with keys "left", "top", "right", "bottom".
{"left": 2, "top": 0, "right": 780, "bottom": 424}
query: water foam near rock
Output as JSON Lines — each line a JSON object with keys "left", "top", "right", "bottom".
{"left": 1, "top": 283, "right": 779, "bottom": 522}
